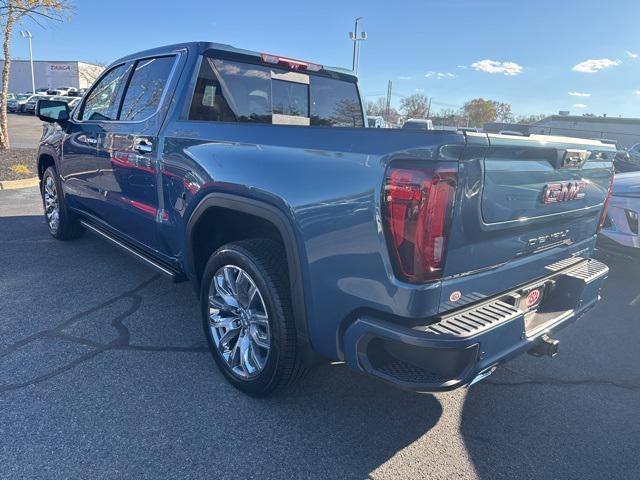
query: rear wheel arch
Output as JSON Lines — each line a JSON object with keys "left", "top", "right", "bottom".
{"left": 185, "top": 193, "right": 312, "bottom": 354}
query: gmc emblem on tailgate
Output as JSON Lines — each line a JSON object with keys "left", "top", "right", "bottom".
{"left": 542, "top": 181, "right": 586, "bottom": 204}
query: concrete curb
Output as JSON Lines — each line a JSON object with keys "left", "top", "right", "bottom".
{"left": 0, "top": 177, "right": 39, "bottom": 190}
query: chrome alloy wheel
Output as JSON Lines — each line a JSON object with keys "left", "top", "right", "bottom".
{"left": 43, "top": 175, "right": 60, "bottom": 233}
{"left": 208, "top": 265, "right": 271, "bottom": 379}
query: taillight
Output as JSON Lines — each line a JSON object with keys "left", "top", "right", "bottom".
{"left": 260, "top": 53, "right": 322, "bottom": 72}
{"left": 382, "top": 163, "right": 458, "bottom": 283}
{"left": 597, "top": 172, "right": 615, "bottom": 233}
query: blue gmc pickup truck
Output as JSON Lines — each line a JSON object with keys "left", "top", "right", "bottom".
{"left": 36, "top": 42, "right": 614, "bottom": 397}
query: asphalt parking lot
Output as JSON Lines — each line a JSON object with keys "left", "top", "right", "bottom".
{"left": 1, "top": 187, "right": 639, "bottom": 480}
{"left": 5, "top": 113, "right": 43, "bottom": 149}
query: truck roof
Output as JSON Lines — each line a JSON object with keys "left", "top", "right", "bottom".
{"left": 111, "top": 41, "right": 357, "bottom": 81}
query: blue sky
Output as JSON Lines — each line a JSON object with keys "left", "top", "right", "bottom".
{"left": 9, "top": 0, "right": 640, "bottom": 117}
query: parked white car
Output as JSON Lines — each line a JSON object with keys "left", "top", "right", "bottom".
{"left": 598, "top": 171, "right": 640, "bottom": 257}
{"left": 50, "top": 95, "right": 81, "bottom": 111}
{"left": 402, "top": 118, "right": 433, "bottom": 130}
{"left": 367, "top": 116, "right": 386, "bottom": 128}
{"left": 47, "top": 87, "right": 77, "bottom": 96}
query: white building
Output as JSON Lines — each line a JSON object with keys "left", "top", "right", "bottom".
{"left": 0, "top": 59, "right": 104, "bottom": 93}
{"left": 529, "top": 115, "right": 640, "bottom": 149}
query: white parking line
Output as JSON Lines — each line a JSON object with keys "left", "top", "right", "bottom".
{"left": 630, "top": 293, "right": 640, "bottom": 307}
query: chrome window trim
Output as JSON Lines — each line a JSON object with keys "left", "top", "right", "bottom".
{"left": 73, "top": 50, "right": 184, "bottom": 125}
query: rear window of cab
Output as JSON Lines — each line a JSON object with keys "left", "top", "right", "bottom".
{"left": 188, "top": 57, "right": 364, "bottom": 128}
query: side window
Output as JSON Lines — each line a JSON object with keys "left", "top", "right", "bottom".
{"left": 80, "top": 64, "right": 130, "bottom": 121}
{"left": 119, "top": 56, "right": 175, "bottom": 121}
{"left": 310, "top": 75, "right": 363, "bottom": 127}
{"left": 188, "top": 57, "right": 239, "bottom": 122}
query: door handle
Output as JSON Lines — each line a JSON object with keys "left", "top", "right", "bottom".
{"left": 133, "top": 138, "right": 153, "bottom": 154}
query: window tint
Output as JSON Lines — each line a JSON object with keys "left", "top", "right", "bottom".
{"left": 80, "top": 64, "right": 130, "bottom": 121}
{"left": 188, "top": 57, "right": 363, "bottom": 127}
{"left": 188, "top": 58, "right": 244, "bottom": 122}
{"left": 120, "top": 56, "right": 175, "bottom": 121}
{"left": 272, "top": 79, "right": 309, "bottom": 118}
{"left": 310, "top": 75, "right": 363, "bottom": 127}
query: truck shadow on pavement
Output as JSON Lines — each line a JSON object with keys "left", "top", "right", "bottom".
{"left": 460, "top": 260, "right": 640, "bottom": 480}
{"left": 1, "top": 214, "right": 444, "bottom": 479}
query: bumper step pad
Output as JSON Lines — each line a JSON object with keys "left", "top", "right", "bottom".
{"left": 419, "top": 257, "right": 608, "bottom": 339}
{"left": 423, "top": 300, "right": 521, "bottom": 337}
{"left": 343, "top": 257, "right": 609, "bottom": 392}
{"left": 563, "top": 259, "right": 609, "bottom": 282}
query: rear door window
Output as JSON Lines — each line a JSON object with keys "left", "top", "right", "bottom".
{"left": 188, "top": 57, "right": 363, "bottom": 127}
{"left": 119, "top": 56, "right": 175, "bottom": 121}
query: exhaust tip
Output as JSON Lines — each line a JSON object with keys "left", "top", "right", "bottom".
{"left": 527, "top": 334, "right": 560, "bottom": 358}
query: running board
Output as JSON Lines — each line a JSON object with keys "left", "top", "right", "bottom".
{"left": 79, "top": 220, "right": 187, "bottom": 282}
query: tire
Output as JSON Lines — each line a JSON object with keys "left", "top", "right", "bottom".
{"left": 200, "top": 239, "right": 306, "bottom": 397}
{"left": 40, "top": 166, "right": 83, "bottom": 240}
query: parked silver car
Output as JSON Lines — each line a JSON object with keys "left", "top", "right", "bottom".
{"left": 24, "top": 94, "right": 51, "bottom": 114}
{"left": 598, "top": 171, "right": 640, "bottom": 256}
{"left": 7, "top": 94, "right": 32, "bottom": 112}
{"left": 614, "top": 144, "right": 640, "bottom": 173}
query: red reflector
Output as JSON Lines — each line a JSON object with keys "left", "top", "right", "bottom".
{"left": 525, "top": 288, "right": 542, "bottom": 308}
{"left": 597, "top": 171, "right": 615, "bottom": 233}
{"left": 260, "top": 53, "right": 322, "bottom": 72}
{"left": 383, "top": 163, "right": 458, "bottom": 283}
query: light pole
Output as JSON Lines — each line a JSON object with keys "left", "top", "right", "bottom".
{"left": 348, "top": 17, "right": 367, "bottom": 75}
{"left": 20, "top": 31, "right": 35, "bottom": 94}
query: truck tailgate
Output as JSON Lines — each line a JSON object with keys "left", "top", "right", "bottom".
{"left": 440, "top": 133, "right": 615, "bottom": 311}
{"left": 482, "top": 134, "right": 612, "bottom": 223}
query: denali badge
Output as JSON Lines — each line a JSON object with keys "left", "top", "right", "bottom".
{"left": 527, "top": 229, "right": 570, "bottom": 247}
{"left": 542, "top": 181, "right": 586, "bottom": 204}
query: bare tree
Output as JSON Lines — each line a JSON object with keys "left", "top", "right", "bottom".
{"left": 495, "top": 102, "right": 513, "bottom": 123}
{"left": 516, "top": 113, "right": 547, "bottom": 124}
{"left": 0, "top": 0, "right": 73, "bottom": 150}
{"left": 366, "top": 97, "right": 400, "bottom": 125}
{"left": 400, "top": 93, "right": 429, "bottom": 119}
{"left": 432, "top": 108, "right": 467, "bottom": 127}
{"left": 78, "top": 61, "right": 105, "bottom": 88}
{"left": 330, "top": 99, "right": 363, "bottom": 127}
{"left": 365, "top": 98, "right": 383, "bottom": 116}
